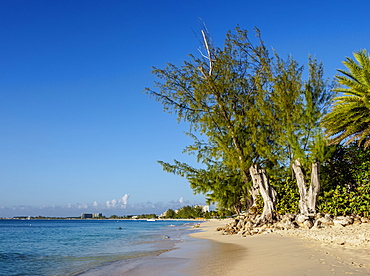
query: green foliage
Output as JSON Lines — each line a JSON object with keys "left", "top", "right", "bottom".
{"left": 205, "top": 210, "right": 221, "bottom": 219}
{"left": 251, "top": 176, "right": 300, "bottom": 215}
{"left": 253, "top": 195, "right": 264, "bottom": 214}
{"left": 146, "top": 27, "right": 275, "bottom": 176}
{"left": 146, "top": 26, "right": 331, "bottom": 215}
{"left": 272, "top": 177, "right": 300, "bottom": 214}
{"left": 319, "top": 143, "right": 370, "bottom": 217}
{"left": 176, "top": 205, "right": 193, "bottom": 218}
{"left": 164, "top": 209, "right": 176, "bottom": 219}
{"left": 269, "top": 56, "right": 332, "bottom": 167}
{"left": 321, "top": 143, "right": 370, "bottom": 191}
{"left": 318, "top": 183, "right": 370, "bottom": 217}
{"left": 165, "top": 205, "right": 208, "bottom": 219}
{"left": 322, "top": 49, "right": 370, "bottom": 147}
{"left": 136, "top": 214, "right": 158, "bottom": 219}
{"left": 214, "top": 208, "right": 233, "bottom": 218}
{"left": 158, "top": 158, "right": 249, "bottom": 213}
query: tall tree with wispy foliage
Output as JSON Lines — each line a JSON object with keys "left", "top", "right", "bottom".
{"left": 146, "top": 26, "right": 331, "bottom": 220}
{"left": 146, "top": 27, "right": 280, "bottom": 222}
{"left": 282, "top": 58, "right": 332, "bottom": 215}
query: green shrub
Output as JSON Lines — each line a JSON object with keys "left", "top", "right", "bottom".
{"left": 274, "top": 177, "right": 300, "bottom": 214}
{"left": 319, "top": 144, "right": 370, "bottom": 217}
{"left": 318, "top": 182, "right": 370, "bottom": 217}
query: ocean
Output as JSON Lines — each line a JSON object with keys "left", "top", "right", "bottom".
{"left": 0, "top": 219, "right": 200, "bottom": 276}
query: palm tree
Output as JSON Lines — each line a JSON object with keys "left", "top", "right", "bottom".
{"left": 323, "top": 49, "right": 370, "bottom": 147}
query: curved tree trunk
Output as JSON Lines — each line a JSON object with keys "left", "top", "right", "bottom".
{"left": 292, "top": 160, "right": 320, "bottom": 214}
{"left": 292, "top": 160, "right": 309, "bottom": 214}
{"left": 249, "top": 165, "right": 277, "bottom": 224}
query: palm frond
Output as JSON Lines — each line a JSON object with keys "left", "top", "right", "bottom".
{"left": 323, "top": 49, "right": 370, "bottom": 147}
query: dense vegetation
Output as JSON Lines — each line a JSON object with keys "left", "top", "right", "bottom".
{"left": 109, "top": 206, "right": 219, "bottom": 219}
{"left": 146, "top": 27, "right": 370, "bottom": 218}
{"left": 163, "top": 206, "right": 216, "bottom": 219}
{"left": 264, "top": 143, "right": 370, "bottom": 217}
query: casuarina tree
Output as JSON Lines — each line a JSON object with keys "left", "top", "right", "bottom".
{"left": 146, "top": 26, "right": 331, "bottom": 220}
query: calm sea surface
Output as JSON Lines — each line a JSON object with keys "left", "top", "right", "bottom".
{"left": 0, "top": 219, "right": 199, "bottom": 276}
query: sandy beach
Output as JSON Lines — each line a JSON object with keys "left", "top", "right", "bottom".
{"left": 181, "top": 219, "right": 370, "bottom": 276}
{"left": 93, "top": 218, "right": 370, "bottom": 275}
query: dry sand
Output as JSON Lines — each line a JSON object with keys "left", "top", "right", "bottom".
{"left": 183, "top": 219, "right": 370, "bottom": 276}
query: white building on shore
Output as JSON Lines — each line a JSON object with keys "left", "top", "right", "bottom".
{"left": 81, "top": 213, "right": 103, "bottom": 219}
{"left": 195, "top": 205, "right": 210, "bottom": 213}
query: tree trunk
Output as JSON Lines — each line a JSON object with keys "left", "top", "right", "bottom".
{"left": 292, "top": 159, "right": 309, "bottom": 214}
{"left": 292, "top": 159, "right": 320, "bottom": 214}
{"left": 307, "top": 162, "right": 320, "bottom": 213}
{"left": 249, "top": 165, "right": 277, "bottom": 224}
{"left": 234, "top": 202, "right": 242, "bottom": 215}
{"left": 249, "top": 175, "right": 260, "bottom": 207}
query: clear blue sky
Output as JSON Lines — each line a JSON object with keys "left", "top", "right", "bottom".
{"left": 0, "top": 0, "right": 368, "bottom": 217}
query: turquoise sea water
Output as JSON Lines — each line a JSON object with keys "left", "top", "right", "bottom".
{"left": 0, "top": 219, "right": 198, "bottom": 276}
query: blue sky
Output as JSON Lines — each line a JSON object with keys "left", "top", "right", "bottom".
{"left": 0, "top": 0, "right": 369, "bottom": 217}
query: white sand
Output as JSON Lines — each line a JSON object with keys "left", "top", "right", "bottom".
{"left": 184, "top": 219, "right": 370, "bottom": 275}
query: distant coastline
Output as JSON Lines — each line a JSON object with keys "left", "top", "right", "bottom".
{"left": 0, "top": 216, "right": 206, "bottom": 221}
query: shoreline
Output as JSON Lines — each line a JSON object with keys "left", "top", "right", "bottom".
{"left": 79, "top": 220, "right": 203, "bottom": 276}
{"left": 184, "top": 219, "right": 370, "bottom": 275}
{"left": 79, "top": 219, "right": 370, "bottom": 275}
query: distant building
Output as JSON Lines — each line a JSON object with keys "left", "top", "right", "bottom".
{"left": 81, "top": 213, "right": 103, "bottom": 219}
{"left": 160, "top": 210, "right": 167, "bottom": 218}
{"left": 195, "top": 205, "right": 210, "bottom": 213}
{"left": 81, "top": 213, "right": 93, "bottom": 219}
